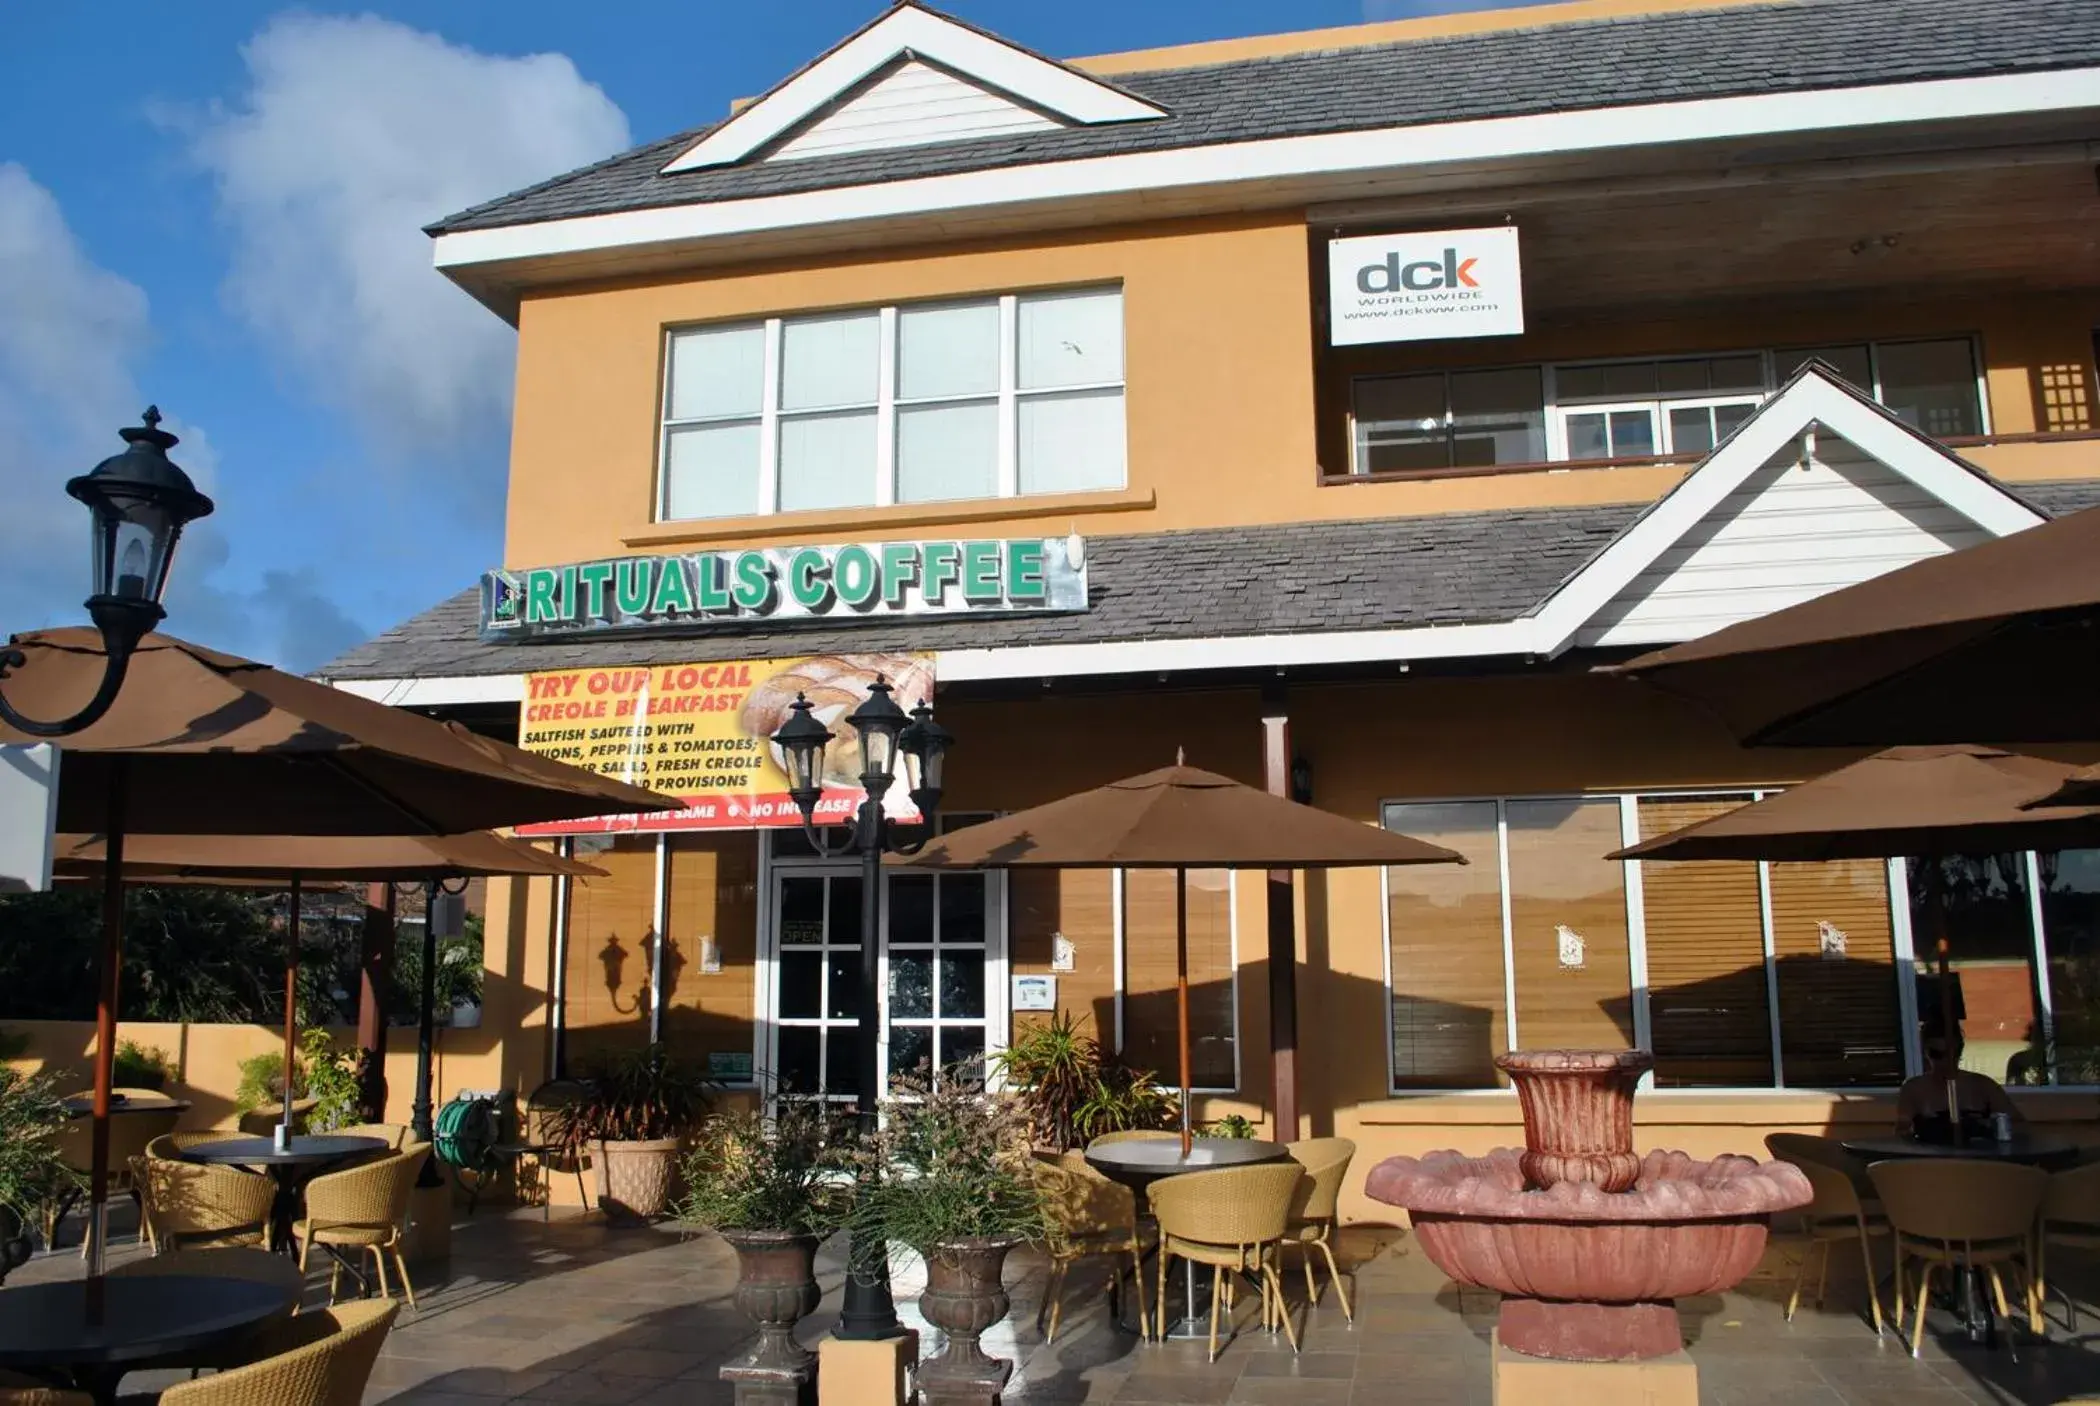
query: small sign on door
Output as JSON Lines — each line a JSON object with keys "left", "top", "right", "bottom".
{"left": 1555, "top": 924, "right": 1586, "bottom": 971}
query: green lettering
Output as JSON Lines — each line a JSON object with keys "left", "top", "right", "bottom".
{"left": 1006, "top": 540, "right": 1047, "bottom": 601}
{"left": 524, "top": 568, "right": 559, "bottom": 624}
{"left": 614, "top": 558, "right": 655, "bottom": 616}
{"left": 651, "top": 557, "right": 694, "bottom": 615}
{"left": 732, "top": 551, "right": 776, "bottom": 612}
{"left": 787, "top": 549, "right": 831, "bottom": 610}
{"left": 880, "top": 542, "right": 920, "bottom": 608}
{"left": 695, "top": 553, "right": 731, "bottom": 612}
{"left": 577, "top": 561, "right": 614, "bottom": 618}
{"left": 557, "top": 565, "right": 578, "bottom": 621}
{"left": 923, "top": 541, "right": 962, "bottom": 605}
{"left": 834, "top": 545, "right": 880, "bottom": 610}
{"left": 962, "top": 541, "right": 1001, "bottom": 603}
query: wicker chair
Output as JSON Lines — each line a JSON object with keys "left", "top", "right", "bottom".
{"left": 238, "top": 1098, "right": 318, "bottom": 1138}
{"left": 2038, "top": 1159, "right": 2100, "bottom": 1330}
{"left": 155, "top": 1301, "right": 398, "bottom": 1406}
{"left": 1282, "top": 1137, "right": 1357, "bottom": 1322}
{"left": 133, "top": 1149, "right": 276, "bottom": 1253}
{"left": 333, "top": 1123, "right": 411, "bottom": 1150}
{"left": 48, "top": 1091, "right": 180, "bottom": 1253}
{"left": 1771, "top": 1155, "right": 1888, "bottom": 1334}
{"left": 1031, "top": 1151, "right": 1150, "bottom": 1342}
{"left": 1084, "top": 1130, "right": 1177, "bottom": 1150}
{"left": 0, "top": 1373, "right": 92, "bottom": 1406}
{"left": 1868, "top": 1157, "right": 2046, "bottom": 1356}
{"left": 295, "top": 1147, "right": 427, "bottom": 1308}
{"left": 1765, "top": 1132, "right": 1879, "bottom": 1209}
{"left": 1149, "top": 1162, "right": 1304, "bottom": 1362}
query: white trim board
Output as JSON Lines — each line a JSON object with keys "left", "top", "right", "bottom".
{"left": 439, "top": 69, "right": 2100, "bottom": 277}
{"left": 662, "top": 6, "right": 1161, "bottom": 173}
{"left": 327, "top": 674, "right": 525, "bottom": 707}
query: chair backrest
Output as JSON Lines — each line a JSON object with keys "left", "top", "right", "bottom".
{"left": 2045, "top": 1160, "right": 2100, "bottom": 1225}
{"left": 1030, "top": 1153, "right": 1136, "bottom": 1247}
{"left": 305, "top": 1149, "right": 423, "bottom": 1230}
{"left": 1868, "top": 1158, "right": 2047, "bottom": 1243}
{"left": 136, "top": 1157, "right": 276, "bottom": 1241}
{"left": 1086, "top": 1130, "right": 1177, "bottom": 1150}
{"left": 109, "top": 1245, "right": 304, "bottom": 1300}
{"left": 158, "top": 1300, "right": 398, "bottom": 1406}
{"left": 333, "top": 1123, "right": 410, "bottom": 1151}
{"left": 1788, "top": 1155, "right": 1866, "bottom": 1220}
{"left": 1150, "top": 1162, "right": 1304, "bottom": 1246}
{"left": 149, "top": 1131, "right": 240, "bottom": 1160}
{"left": 1285, "top": 1137, "right": 1357, "bottom": 1223}
{"left": 1764, "top": 1132, "right": 1850, "bottom": 1170}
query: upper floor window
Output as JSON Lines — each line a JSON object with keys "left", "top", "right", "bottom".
{"left": 1349, "top": 336, "right": 1984, "bottom": 477}
{"left": 659, "top": 287, "right": 1126, "bottom": 521}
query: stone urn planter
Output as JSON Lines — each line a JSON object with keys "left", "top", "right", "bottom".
{"left": 720, "top": 1230, "right": 821, "bottom": 1406}
{"left": 916, "top": 1237, "right": 1020, "bottom": 1406}
{"left": 593, "top": 1136, "right": 682, "bottom": 1222}
{"left": 1367, "top": 1048, "right": 1811, "bottom": 1366}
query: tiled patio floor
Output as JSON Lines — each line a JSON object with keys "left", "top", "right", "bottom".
{"left": 17, "top": 1210, "right": 2100, "bottom": 1404}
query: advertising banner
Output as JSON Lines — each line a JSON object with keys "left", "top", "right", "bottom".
{"left": 1327, "top": 226, "right": 1525, "bottom": 346}
{"left": 516, "top": 652, "right": 933, "bottom": 835}
{"left": 481, "top": 535, "right": 1088, "bottom": 643}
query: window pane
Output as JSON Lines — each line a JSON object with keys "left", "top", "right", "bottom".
{"left": 1018, "top": 389, "right": 1126, "bottom": 495}
{"left": 897, "top": 401, "right": 997, "bottom": 503}
{"left": 1770, "top": 858, "right": 1903, "bottom": 1087}
{"left": 779, "top": 952, "right": 822, "bottom": 1019}
{"left": 668, "top": 324, "right": 764, "bottom": 421}
{"left": 1656, "top": 359, "right": 1710, "bottom": 396}
{"left": 829, "top": 876, "right": 862, "bottom": 948}
{"left": 1668, "top": 405, "right": 1715, "bottom": 455}
{"left": 1507, "top": 798, "right": 1634, "bottom": 1052}
{"left": 1565, "top": 412, "right": 1609, "bottom": 461}
{"left": 898, "top": 302, "right": 999, "bottom": 400}
{"left": 1449, "top": 367, "right": 1545, "bottom": 467}
{"left": 1714, "top": 401, "right": 1756, "bottom": 441}
{"left": 1707, "top": 356, "right": 1766, "bottom": 394}
{"left": 890, "top": 873, "right": 934, "bottom": 943}
{"left": 1386, "top": 801, "right": 1506, "bottom": 1090}
{"left": 943, "top": 1028, "right": 986, "bottom": 1082}
{"left": 1558, "top": 361, "right": 1657, "bottom": 400}
{"left": 890, "top": 951, "right": 933, "bottom": 1019}
{"left": 1782, "top": 345, "right": 1873, "bottom": 391}
{"left": 2038, "top": 851, "right": 2100, "bottom": 1084}
{"left": 826, "top": 953, "right": 862, "bottom": 1020}
{"left": 1909, "top": 855, "right": 2041, "bottom": 1085}
{"left": 1353, "top": 374, "right": 1448, "bottom": 473}
{"left": 778, "top": 1027, "right": 820, "bottom": 1094}
{"left": 563, "top": 837, "right": 658, "bottom": 1037}
{"left": 940, "top": 876, "right": 986, "bottom": 947}
{"left": 780, "top": 877, "right": 826, "bottom": 943}
{"left": 778, "top": 410, "right": 877, "bottom": 512}
{"left": 780, "top": 311, "right": 879, "bottom": 411}
{"left": 1608, "top": 410, "right": 1656, "bottom": 458}
{"left": 1637, "top": 796, "right": 1772, "bottom": 1089}
{"left": 890, "top": 1025, "right": 932, "bottom": 1080}
{"left": 1018, "top": 288, "right": 1123, "bottom": 389}
{"left": 825, "top": 1032, "right": 859, "bottom": 1099}
{"left": 663, "top": 422, "right": 760, "bottom": 520}
{"left": 1878, "top": 339, "right": 1981, "bottom": 437}
{"left": 941, "top": 951, "right": 987, "bottom": 1019}
{"left": 1123, "top": 868, "right": 1234, "bottom": 1090}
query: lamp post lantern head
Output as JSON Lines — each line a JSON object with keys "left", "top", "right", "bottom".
{"left": 899, "top": 701, "right": 952, "bottom": 821}
{"left": 67, "top": 407, "right": 215, "bottom": 649}
{"left": 772, "top": 693, "right": 835, "bottom": 825}
{"left": 845, "top": 675, "right": 909, "bottom": 788}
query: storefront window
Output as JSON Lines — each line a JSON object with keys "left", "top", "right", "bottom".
{"left": 1506, "top": 798, "right": 1635, "bottom": 1052}
{"left": 1768, "top": 858, "right": 1904, "bottom": 1086}
{"left": 1385, "top": 801, "right": 1506, "bottom": 1089}
{"left": 1908, "top": 854, "right": 2040, "bottom": 1085}
{"left": 1877, "top": 339, "right": 1983, "bottom": 438}
{"left": 662, "top": 834, "right": 760, "bottom": 1083}
{"left": 1637, "top": 795, "right": 1772, "bottom": 1088}
{"left": 2039, "top": 851, "right": 2100, "bottom": 1085}
{"left": 1122, "top": 868, "right": 1236, "bottom": 1091}
{"left": 563, "top": 836, "right": 660, "bottom": 1053}
{"left": 1353, "top": 368, "right": 1546, "bottom": 473}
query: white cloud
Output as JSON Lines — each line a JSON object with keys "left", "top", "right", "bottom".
{"left": 183, "top": 14, "right": 630, "bottom": 458}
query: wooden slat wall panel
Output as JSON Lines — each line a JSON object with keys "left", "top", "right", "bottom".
{"left": 1507, "top": 798, "right": 1635, "bottom": 1053}
{"left": 1009, "top": 869, "right": 1118, "bottom": 1048}
{"left": 663, "top": 834, "right": 761, "bottom": 1075}
{"left": 1638, "top": 796, "right": 1773, "bottom": 1087}
{"left": 1770, "top": 858, "right": 1904, "bottom": 1086}
{"left": 1386, "top": 801, "right": 1506, "bottom": 1089}
{"left": 564, "top": 837, "right": 657, "bottom": 1055}
{"left": 1123, "top": 869, "right": 1235, "bottom": 1090}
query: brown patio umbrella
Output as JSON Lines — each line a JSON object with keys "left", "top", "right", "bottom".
{"left": 898, "top": 763, "right": 1463, "bottom": 1154}
{"left": 1604, "top": 504, "right": 2100, "bottom": 747}
{"left": 0, "top": 627, "right": 675, "bottom": 1282}
{"left": 1610, "top": 744, "right": 2100, "bottom": 1127}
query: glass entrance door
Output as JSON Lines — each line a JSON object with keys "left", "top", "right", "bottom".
{"left": 772, "top": 869, "right": 866, "bottom": 1104}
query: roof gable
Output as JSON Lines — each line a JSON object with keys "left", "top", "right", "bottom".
{"left": 1535, "top": 364, "right": 2047, "bottom": 651}
{"left": 662, "top": 5, "right": 1163, "bottom": 174}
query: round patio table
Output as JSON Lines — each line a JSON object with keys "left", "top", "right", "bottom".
{"left": 0, "top": 1274, "right": 294, "bottom": 1404}
{"left": 1841, "top": 1132, "right": 2081, "bottom": 1168}
{"left": 1085, "top": 1137, "right": 1291, "bottom": 1341}
{"left": 61, "top": 1093, "right": 192, "bottom": 1119}
{"left": 180, "top": 1134, "right": 388, "bottom": 1254}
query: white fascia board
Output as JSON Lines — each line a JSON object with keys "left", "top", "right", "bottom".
{"left": 933, "top": 618, "right": 1550, "bottom": 682}
{"left": 441, "top": 69, "right": 2100, "bottom": 271}
{"left": 327, "top": 675, "right": 525, "bottom": 707}
{"left": 663, "top": 7, "right": 1162, "bottom": 173}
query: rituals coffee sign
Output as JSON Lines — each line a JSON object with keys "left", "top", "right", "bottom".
{"left": 481, "top": 535, "right": 1089, "bottom": 642}
{"left": 1327, "top": 226, "right": 1525, "bottom": 346}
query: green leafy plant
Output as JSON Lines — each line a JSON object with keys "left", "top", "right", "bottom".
{"left": 0, "top": 1065, "right": 76, "bottom": 1224}
{"left": 1205, "top": 1114, "right": 1257, "bottom": 1140}
{"left": 851, "top": 1063, "right": 1046, "bottom": 1259}
{"left": 298, "top": 1030, "right": 362, "bottom": 1133}
{"left": 113, "top": 1040, "right": 174, "bottom": 1091}
{"left": 552, "top": 1044, "right": 713, "bottom": 1148}
{"left": 678, "top": 1103, "right": 851, "bottom": 1239}
{"left": 992, "top": 1011, "right": 1100, "bottom": 1151}
{"left": 234, "top": 1051, "right": 302, "bottom": 1113}
{"left": 1073, "top": 1065, "right": 1181, "bottom": 1143}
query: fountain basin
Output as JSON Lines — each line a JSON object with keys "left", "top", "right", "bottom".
{"left": 1367, "top": 1147, "right": 1810, "bottom": 1360}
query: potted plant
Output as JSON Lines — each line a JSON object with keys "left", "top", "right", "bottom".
{"left": 0, "top": 1065, "right": 75, "bottom": 1284}
{"left": 995, "top": 1012, "right": 1182, "bottom": 1151}
{"left": 554, "top": 1044, "right": 711, "bottom": 1222}
{"left": 679, "top": 1102, "right": 850, "bottom": 1403}
{"left": 853, "top": 1065, "right": 1046, "bottom": 1406}
{"left": 113, "top": 1040, "right": 174, "bottom": 1091}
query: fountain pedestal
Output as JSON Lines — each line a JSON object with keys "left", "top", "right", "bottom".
{"left": 1491, "top": 1331, "right": 1696, "bottom": 1406}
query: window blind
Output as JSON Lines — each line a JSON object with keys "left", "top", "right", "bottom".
{"left": 563, "top": 837, "right": 658, "bottom": 1051}
{"left": 1638, "top": 795, "right": 1773, "bottom": 1088}
{"left": 1121, "top": 868, "right": 1235, "bottom": 1090}
{"left": 1385, "top": 800, "right": 1507, "bottom": 1089}
{"left": 1506, "top": 797, "right": 1635, "bottom": 1053}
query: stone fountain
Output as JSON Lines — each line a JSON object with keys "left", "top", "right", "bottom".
{"left": 1367, "top": 1050, "right": 1810, "bottom": 1386}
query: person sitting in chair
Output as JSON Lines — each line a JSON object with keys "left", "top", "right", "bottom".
{"left": 1895, "top": 1032, "right": 2021, "bottom": 1132}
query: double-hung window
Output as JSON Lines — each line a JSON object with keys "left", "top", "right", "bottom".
{"left": 659, "top": 287, "right": 1126, "bottom": 520}
{"left": 1551, "top": 355, "right": 1766, "bottom": 461}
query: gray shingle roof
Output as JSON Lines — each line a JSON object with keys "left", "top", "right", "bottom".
{"left": 431, "top": 0, "right": 2100, "bottom": 236}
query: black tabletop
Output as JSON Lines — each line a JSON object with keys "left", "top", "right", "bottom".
{"left": 179, "top": 1134, "right": 387, "bottom": 1167}
{"left": 1842, "top": 1132, "right": 2081, "bottom": 1166}
{"left": 0, "top": 1275, "right": 293, "bottom": 1370}
{"left": 1085, "top": 1137, "right": 1289, "bottom": 1189}
{"left": 62, "top": 1095, "right": 191, "bottom": 1118}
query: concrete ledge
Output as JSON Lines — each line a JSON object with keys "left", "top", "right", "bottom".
{"left": 817, "top": 1332, "right": 917, "bottom": 1406}
{"left": 1491, "top": 1329, "right": 1696, "bottom": 1406}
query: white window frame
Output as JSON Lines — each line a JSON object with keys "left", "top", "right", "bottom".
{"left": 658, "top": 285, "right": 1126, "bottom": 521}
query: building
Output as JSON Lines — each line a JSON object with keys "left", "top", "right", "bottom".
{"left": 319, "top": 0, "right": 2100, "bottom": 1216}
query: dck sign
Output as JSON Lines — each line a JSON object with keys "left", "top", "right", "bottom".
{"left": 1328, "top": 226, "right": 1524, "bottom": 346}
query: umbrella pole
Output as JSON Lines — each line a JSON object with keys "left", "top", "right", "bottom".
{"left": 282, "top": 876, "right": 301, "bottom": 1145}
{"left": 86, "top": 758, "right": 127, "bottom": 1291}
{"left": 1177, "top": 866, "right": 1192, "bottom": 1159}
{"left": 1930, "top": 863, "right": 1960, "bottom": 1129}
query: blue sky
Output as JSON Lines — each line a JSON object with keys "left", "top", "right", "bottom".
{"left": 0, "top": 0, "right": 1521, "bottom": 672}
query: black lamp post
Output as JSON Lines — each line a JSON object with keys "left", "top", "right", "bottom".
{"left": 0, "top": 407, "right": 214, "bottom": 736}
{"left": 772, "top": 678, "right": 951, "bottom": 1341}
